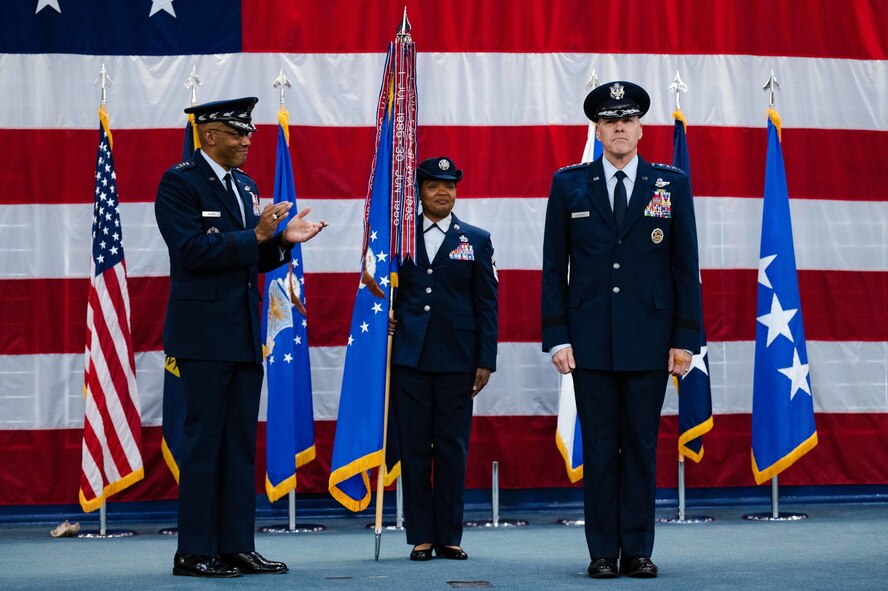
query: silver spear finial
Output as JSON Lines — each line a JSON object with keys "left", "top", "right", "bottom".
{"left": 273, "top": 68, "right": 292, "bottom": 106}
{"left": 669, "top": 70, "right": 688, "bottom": 111}
{"left": 585, "top": 68, "right": 600, "bottom": 91}
{"left": 762, "top": 69, "right": 781, "bottom": 109}
{"left": 185, "top": 66, "right": 201, "bottom": 106}
{"left": 397, "top": 7, "right": 411, "bottom": 39}
{"left": 94, "top": 64, "right": 112, "bottom": 106}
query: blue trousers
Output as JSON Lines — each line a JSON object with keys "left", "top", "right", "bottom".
{"left": 175, "top": 358, "right": 263, "bottom": 555}
{"left": 572, "top": 368, "right": 668, "bottom": 560}
{"left": 392, "top": 365, "right": 475, "bottom": 546}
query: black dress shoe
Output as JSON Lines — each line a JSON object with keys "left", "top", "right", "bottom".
{"left": 620, "top": 556, "right": 658, "bottom": 578}
{"left": 587, "top": 558, "right": 618, "bottom": 579}
{"left": 409, "top": 545, "right": 434, "bottom": 561}
{"left": 219, "top": 551, "right": 288, "bottom": 574}
{"left": 173, "top": 553, "right": 241, "bottom": 578}
{"left": 434, "top": 545, "right": 468, "bottom": 560}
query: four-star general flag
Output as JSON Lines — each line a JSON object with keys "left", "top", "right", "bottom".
{"left": 80, "top": 106, "right": 144, "bottom": 511}
{"left": 263, "top": 105, "right": 316, "bottom": 502}
{"left": 159, "top": 116, "right": 200, "bottom": 483}
{"left": 751, "top": 110, "right": 818, "bottom": 485}
{"left": 554, "top": 118, "right": 602, "bottom": 483}
{"left": 673, "top": 109, "right": 714, "bottom": 462}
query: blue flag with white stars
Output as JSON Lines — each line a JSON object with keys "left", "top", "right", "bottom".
{"left": 751, "top": 112, "right": 817, "bottom": 484}
{"left": 673, "top": 112, "right": 714, "bottom": 462}
{"left": 328, "top": 99, "right": 395, "bottom": 511}
{"left": 262, "top": 110, "right": 315, "bottom": 502}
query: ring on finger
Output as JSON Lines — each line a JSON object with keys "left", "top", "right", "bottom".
{"left": 272, "top": 213, "right": 278, "bottom": 221}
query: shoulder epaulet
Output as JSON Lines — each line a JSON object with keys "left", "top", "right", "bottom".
{"left": 556, "top": 161, "right": 592, "bottom": 173}
{"left": 651, "top": 162, "right": 686, "bottom": 175}
{"left": 172, "top": 161, "right": 196, "bottom": 171}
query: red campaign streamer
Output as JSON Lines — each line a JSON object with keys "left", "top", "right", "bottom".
{"left": 401, "top": 40, "right": 418, "bottom": 263}
{"left": 359, "top": 34, "right": 417, "bottom": 266}
{"left": 360, "top": 44, "right": 396, "bottom": 263}
{"left": 390, "top": 37, "right": 417, "bottom": 263}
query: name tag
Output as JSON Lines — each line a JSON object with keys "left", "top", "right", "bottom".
{"left": 202, "top": 211, "right": 221, "bottom": 218}
{"left": 571, "top": 211, "right": 590, "bottom": 218}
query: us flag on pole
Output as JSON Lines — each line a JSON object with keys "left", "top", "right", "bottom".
{"left": 79, "top": 107, "right": 144, "bottom": 512}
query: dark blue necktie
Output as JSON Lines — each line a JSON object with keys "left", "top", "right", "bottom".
{"left": 613, "top": 170, "right": 627, "bottom": 228}
{"left": 224, "top": 172, "right": 245, "bottom": 225}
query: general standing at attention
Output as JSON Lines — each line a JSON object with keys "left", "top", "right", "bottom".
{"left": 390, "top": 157, "right": 498, "bottom": 562}
{"left": 541, "top": 82, "right": 702, "bottom": 579}
{"left": 155, "top": 97, "right": 327, "bottom": 578}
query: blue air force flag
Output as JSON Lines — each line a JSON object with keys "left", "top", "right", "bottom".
{"left": 751, "top": 111, "right": 817, "bottom": 484}
{"left": 263, "top": 110, "right": 316, "bottom": 502}
{"left": 328, "top": 101, "right": 395, "bottom": 511}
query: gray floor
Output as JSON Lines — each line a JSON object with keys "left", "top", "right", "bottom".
{"left": 1, "top": 504, "right": 886, "bottom": 590}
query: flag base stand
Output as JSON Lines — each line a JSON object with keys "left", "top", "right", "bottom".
{"left": 364, "top": 522, "right": 403, "bottom": 531}
{"left": 658, "top": 515, "right": 715, "bottom": 524}
{"left": 464, "top": 462, "right": 529, "bottom": 529}
{"left": 157, "top": 527, "right": 177, "bottom": 535}
{"left": 658, "top": 458, "right": 716, "bottom": 524}
{"left": 741, "top": 512, "right": 807, "bottom": 521}
{"left": 556, "top": 518, "right": 585, "bottom": 527}
{"left": 259, "top": 524, "right": 326, "bottom": 533}
{"left": 77, "top": 529, "right": 136, "bottom": 538}
{"left": 258, "top": 491, "right": 327, "bottom": 534}
{"left": 77, "top": 504, "right": 137, "bottom": 538}
{"left": 741, "top": 476, "right": 808, "bottom": 521}
{"left": 464, "top": 519, "right": 529, "bottom": 528}
{"left": 365, "top": 476, "right": 404, "bottom": 530}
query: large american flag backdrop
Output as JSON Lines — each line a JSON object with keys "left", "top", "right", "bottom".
{"left": 1, "top": 1, "right": 886, "bottom": 506}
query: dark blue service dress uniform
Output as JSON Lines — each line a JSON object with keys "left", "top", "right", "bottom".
{"left": 155, "top": 150, "right": 291, "bottom": 555}
{"left": 541, "top": 156, "right": 702, "bottom": 560}
{"left": 391, "top": 213, "right": 498, "bottom": 546}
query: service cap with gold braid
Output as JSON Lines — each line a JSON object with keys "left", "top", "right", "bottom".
{"left": 583, "top": 81, "right": 650, "bottom": 123}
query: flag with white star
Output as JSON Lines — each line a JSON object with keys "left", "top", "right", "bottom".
{"left": 262, "top": 107, "right": 315, "bottom": 502}
{"left": 80, "top": 106, "right": 144, "bottom": 511}
{"left": 751, "top": 110, "right": 817, "bottom": 484}
{"left": 329, "top": 41, "right": 411, "bottom": 510}
{"left": 673, "top": 109, "right": 714, "bottom": 462}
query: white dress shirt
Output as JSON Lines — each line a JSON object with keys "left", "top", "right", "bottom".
{"left": 200, "top": 150, "right": 245, "bottom": 225}
{"left": 601, "top": 154, "right": 639, "bottom": 211}
{"left": 423, "top": 213, "right": 451, "bottom": 261}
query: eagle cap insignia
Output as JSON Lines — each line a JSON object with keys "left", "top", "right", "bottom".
{"left": 438, "top": 159, "right": 450, "bottom": 171}
{"left": 610, "top": 83, "right": 625, "bottom": 100}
